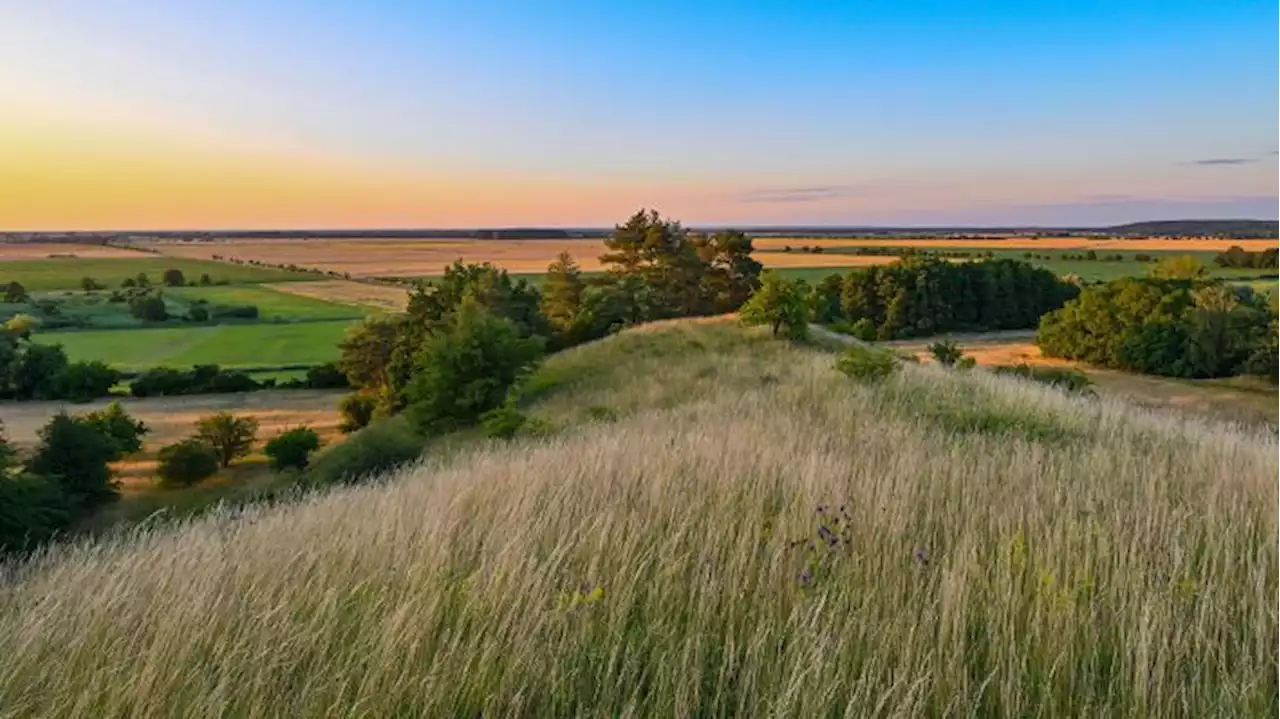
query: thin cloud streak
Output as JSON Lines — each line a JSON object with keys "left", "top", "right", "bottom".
{"left": 738, "top": 186, "right": 862, "bottom": 204}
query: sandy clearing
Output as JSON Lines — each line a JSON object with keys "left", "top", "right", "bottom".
{"left": 0, "top": 243, "right": 154, "bottom": 260}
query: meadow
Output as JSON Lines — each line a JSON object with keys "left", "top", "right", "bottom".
{"left": 0, "top": 256, "right": 313, "bottom": 291}
{"left": 32, "top": 320, "right": 354, "bottom": 371}
{"left": 1, "top": 321, "right": 1273, "bottom": 716}
{"left": 165, "top": 285, "right": 366, "bottom": 321}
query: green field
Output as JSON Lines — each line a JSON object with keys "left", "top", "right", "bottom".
{"left": 0, "top": 257, "right": 315, "bottom": 291}
{"left": 167, "top": 285, "right": 366, "bottom": 321}
{"left": 33, "top": 320, "right": 354, "bottom": 371}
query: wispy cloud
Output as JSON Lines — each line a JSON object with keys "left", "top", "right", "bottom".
{"left": 739, "top": 186, "right": 861, "bottom": 203}
{"left": 1187, "top": 157, "right": 1258, "bottom": 166}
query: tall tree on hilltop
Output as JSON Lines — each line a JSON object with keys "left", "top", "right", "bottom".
{"left": 540, "top": 252, "right": 587, "bottom": 342}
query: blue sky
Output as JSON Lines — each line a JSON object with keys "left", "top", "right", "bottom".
{"left": 1, "top": 0, "right": 1276, "bottom": 228}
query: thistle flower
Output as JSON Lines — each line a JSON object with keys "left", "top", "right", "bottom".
{"left": 913, "top": 547, "right": 929, "bottom": 566}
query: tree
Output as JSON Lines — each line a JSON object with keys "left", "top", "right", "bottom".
{"left": 1149, "top": 255, "right": 1207, "bottom": 280}
{"left": 0, "top": 474, "right": 72, "bottom": 555}
{"left": 339, "top": 393, "right": 377, "bottom": 433}
{"left": 129, "top": 295, "right": 168, "bottom": 322}
{"left": 540, "top": 252, "right": 587, "bottom": 344}
{"left": 156, "top": 440, "right": 219, "bottom": 486}
{"left": 337, "top": 315, "right": 405, "bottom": 404}
{"left": 81, "top": 402, "right": 149, "bottom": 459}
{"left": 194, "top": 412, "right": 259, "bottom": 467}
{"left": 25, "top": 412, "right": 118, "bottom": 510}
{"left": 80, "top": 277, "right": 103, "bottom": 291}
{"left": 264, "top": 427, "right": 323, "bottom": 471}
{"left": 4, "top": 313, "right": 40, "bottom": 338}
{"left": 188, "top": 305, "right": 209, "bottom": 322}
{"left": 928, "top": 340, "right": 964, "bottom": 367}
{"left": 134, "top": 272, "right": 151, "bottom": 288}
{"left": 161, "top": 269, "right": 186, "bottom": 287}
{"left": 11, "top": 343, "right": 69, "bottom": 400}
{"left": 198, "top": 273, "right": 214, "bottom": 286}
{"left": 739, "top": 272, "right": 811, "bottom": 340}
{"left": 52, "top": 361, "right": 120, "bottom": 402}
{"left": 405, "top": 296, "right": 545, "bottom": 435}
{"left": 3, "top": 281, "right": 28, "bottom": 303}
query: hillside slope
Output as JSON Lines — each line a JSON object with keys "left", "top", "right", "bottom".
{"left": 1, "top": 321, "right": 1276, "bottom": 716}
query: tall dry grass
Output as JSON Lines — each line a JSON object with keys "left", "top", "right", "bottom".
{"left": 1, "top": 323, "right": 1275, "bottom": 716}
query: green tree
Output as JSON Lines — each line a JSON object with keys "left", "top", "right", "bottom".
{"left": 337, "top": 315, "right": 405, "bottom": 407}
{"left": 52, "top": 361, "right": 120, "bottom": 402}
{"left": 339, "top": 393, "right": 377, "bottom": 433}
{"left": 540, "top": 251, "right": 587, "bottom": 343}
{"left": 81, "top": 402, "right": 149, "bottom": 459}
{"left": 3, "top": 281, "right": 28, "bottom": 303}
{"left": 405, "top": 296, "right": 545, "bottom": 435}
{"left": 161, "top": 269, "right": 186, "bottom": 287}
{"left": 0, "top": 473, "right": 72, "bottom": 555}
{"left": 1149, "top": 255, "right": 1208, "bottom": 280}
{"left": 264, "top": 427, "right": 323, "bottom": 471}
{"left": 194, "top": 412, "right": 259, "bottom": 468}
{"left": 129, "top": 295, "right": 168, "bottom": 322}
{"left": 928, "top": 340, "right": 964, "bottom": 367}
{"left": 25, "top": 412, "right": 118, "bottom": 510}
{"left": 134, "top": 272, "right": 151, "bottom": 288}
{"left": 156, "top": 440, "right": 219, "bottom": 486}
{"left": 11, "top": 343, "right": 69, "bottom": 400}
{"left": 739, "top": 272, "right": 811, "bottom": 340}
{"left": 198, "top": 273, "right": 214, "bottom": 286}
{"left": 80, "top": 277, "right": 102, "bottom": 291}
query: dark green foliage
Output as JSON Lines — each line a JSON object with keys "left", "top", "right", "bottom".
{"left": 81, "top": 402, "right": 149, "bottom": 459}
{"left": 739, "top": 271, "right": 811, "bottom": 340}
{"left": 304, "top": 362, "right": 349, "bottom": 389}
{"left": 835, "top": 346, "right": 899, "bottom": 382}
{"left": 128, "top": 294, "right": 168, "bottom": 322}
{"left": 583, "top": 405, "right": 618, "bottom": 423}
{"left": 849, "top": 318, "right": 877, "bottom": 342}
{"left": 134, "top": 272, "right": 150, "bottom": 288}
{"left": 405, "top": 298, "right": 545, "bottom": 435}
{"left": 993, "top": 364, "right": 1094, "bottom": 394}
{"left": 0, "top": 474, "right": 72, "bottom": 555}
{"left": 838, "top": 258, "right": 1076, "bottom": 339}
{"left": 9, "top": 342, "right": 69, "bottom": 400}
{"left": 4, "top": 281, "right": 29, "bottom": 303}
{"left": 264, "top": 427, "right": 323, "bottom": 471}
{"left": 928, "top": 340, "right": 964, "bottom": 367}
{"left": 1037, "top": 277, "right": 1271, "bottom": 378}
{"left": 161, "top": 268, "right": 186, "bottom": 287}
{"left": 188, "top": 305, "right": 209, "bottom": 322}
{"left": 1214, "top": 245, "right": 1278, "bottom": 269}
{"left": 156, "top": 440, "right": 219, "bottom": 486}
{"left": 810, "top": 274, "right": 844, "bottom": 324}
{"left": 80, "top": 277, "right": 103, "bottom": 291}
{"left": 480, "top": 402, "right": 528, "bottom": 439}
{"left": 130, "top": 365, "right": 262, "bottom": 397}
{"left": 52, "top": 360, "right": 120, "bottom": 402}
{"left": 210, "top": 304, "right": 259, "bottom": 319}
{"left": 1244, "top": 311, "right": 1278, "bottom": 383}
{"left": 195, "top": 412, "right": 259, "bottom": 468}
{"left": 540, "top": 251, "right": 589, "bottom": 348}
{"left": 198, "top": 273, "right": 213, "bottom": 286}
{"left": 25, "top": 413, "right": 118, "bottom": 510}
{"left": 339, "top": 393, "right": 377, "bottom": 433}
{"left": 302, "top": 419, "right": 423, "bottom": 487}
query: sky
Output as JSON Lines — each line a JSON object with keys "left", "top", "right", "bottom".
{"left": 1, "top": 0, "right": 1276, "bottom": 230}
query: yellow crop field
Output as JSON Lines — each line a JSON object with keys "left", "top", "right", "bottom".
{"left": 268, "top": 279, "right": 410, "bottom": 312}
{"left": 0, "top": 242, "right": 153, "bottom": 260}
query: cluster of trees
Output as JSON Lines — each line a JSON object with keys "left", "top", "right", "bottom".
{"left": 1038, "top": 274, "right": 1276, "bottom": 380}
{"left": 1214, "top": 245, "right": 1279, "bottom": 269}
{"left": 820, "top": 258, "right": 1078, "bottom": 339}
{"left": 336, "top": 209, "right": 764, "bottom": 437}
{"left": 131, "top": 362, "right": 347, "bottom": 398}
{"left": 0, "top": 404, "right": 147, "bottom": 554}
{"left": 1040, "top": 251, "right": 1132, "bottom": 262}
{"left": 0, "top": 329, "right": 120, "bottom": 402}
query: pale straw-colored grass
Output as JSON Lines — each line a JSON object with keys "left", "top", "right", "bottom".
{"left": 1, "top": 322, "right": 1275, "bottom": 716}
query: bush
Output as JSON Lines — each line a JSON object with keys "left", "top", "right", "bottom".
{"left": 480, "top": 402, "right": 528, "bottom": 439}
{"left": 198, "top": 274, "right": 213, "bottom": 286}
{"left": 3, "top": 281, "right": 29, "bottom": 303}
{"left": 993, "top": 364, "right": 1094, "bottom": 394}
{"left": 129, "top": 295, "right": 168, "bottom": 322}
{"left": 835, "top": 346, "right": 899, "bottom": 383}
{"left": 80, "top": 277, "right": 103, "bottom": 291}
{"left": 211, "top": 305, "right": 259, "bottom": 320}
{"left": 849, "top": 318, "right": 877, "bottom": 342}
{"left": 928, "top": 340, "right": 964, "bottom": 367}
{"left": 81, "top": 402, "right": 149, "bottom": 459}
{"left": 52, "top": 361, "right": 120, "bottom": 402}
{"left": 0, "top": 474, "right": 72, "bottom": 555}
{"left": 339, "top": 393, "right": 377, "bottom": 433}
{"left": 264, "top": 427, "right": 323, "bottom": 472}
{"left": 955, "top": 356, "right": 977, "bottom": 371}
{"left": 156, "top": 440, "right": 219, "bottom": 486}
{"left": 25, "top": 413, "right": 118, "bottom": 510}
{"left": 195, "top": 413, "right": 259, "bottom": 468}
{"left": 302, "top": 419, "right": 423, "bottom": 487}
{"left": 130, "top": 365, "right": 263, "bottom": 397}
{"left": 188, "top": 305, "right": 209, "bottom": 322}
{"left": 162, "top": 269, "right": 186, "bottom": 287}
{"left": 304, "top": 363, "right": 349, "bottom": 389}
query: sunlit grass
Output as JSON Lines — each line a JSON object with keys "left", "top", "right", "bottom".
{"left": 1, "top": 321, "right": 1275, "bottom": 716}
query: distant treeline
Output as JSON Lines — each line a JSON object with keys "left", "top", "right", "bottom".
{"left": 1214, "top": 245, "right": 1279, "bottom": 269}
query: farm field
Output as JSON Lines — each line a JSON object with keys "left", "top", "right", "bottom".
{"left": 2, "top": 320, "right": 1273, "bottom": 715}
{"left": 267, "top": 278, "right": 410, "bottom": 312}
{"left": 166, "top": 285, "right": 367, "bottom": 321}
{"left": 0, "top": 242, "right": 151, "bottom": 260}
{"left": 0, "top": 256, "right": 314, "bottom": 290}
{"left": 32, "top": 320, "right": 354, "bottom": 371}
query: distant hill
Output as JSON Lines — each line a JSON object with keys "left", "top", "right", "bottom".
{"left": 1104, "top": 220, "right": 1278, "bottom": 238}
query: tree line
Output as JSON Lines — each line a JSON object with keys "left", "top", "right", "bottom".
{"left": 1213, "top": 245, "right": 1279, "bottom": 269}
{"left": 1038, "top": 261, "right": 1276, "bottom": 381}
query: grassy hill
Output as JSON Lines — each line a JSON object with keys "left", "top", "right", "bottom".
{"left": 1, "top": 320, "right": 1275, "bottom": 716}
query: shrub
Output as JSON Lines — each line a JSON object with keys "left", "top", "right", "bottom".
{"left": 3, "top": 281, "right": 29, "bottom": 303}
{"left": 0, "top": 474, "right": 72, "bottom": 555}
{"left": 194, "top": 412, "right": 259, "bottom": 468}
{"left": 80, "top": 277, "right": 103, "bottom": 291}
{"left": 198, "top": 273, "right": 213, "bottom": 286}
{"left": 993, "top": 364, "right": 1094, "bottom": 394}
{"left": 156, "top": 440, "right": 219, "bottom": 486}
{"left": 81, "top": 402, "right": 149, "bottom": 459}
{"left": 835, "top": 346, "right": 899, "bottom": 383}
{"left": 211, "top": 305, "right": 259, "bottom": 320}
{"left": 928, "top": 340, "right": 964, "bottom": 367}
{"left": 52, "top": 361, "right": 120, "bottom": 402}
{"left": 339, "top": 393, "right": 377, "bottom": 433}
{"left": 583, "top": 404, "right": 618, "bottom": 423}
{"left": 305, "top": 363, "right": 349, "bottom": 389}
{"left": 264, "top": 427, "right": 323, "bottom": 472}
{"left": 955, "top": 356, "right": 977, "bottom": 371}
{"left": 188, "top": 305, "right": 209, "bottom": 322}
{"left": 480, "top": 402, "right": 528, "bottom": 439}
{"left": 129, "top": 295, "right": 168, "bottom": 322}
{"left": 130, "top": 365, "right": 263, "bottom": 397}
{"left": 849, "top": 318, "right": 878, "bottom": 342}
{"left": 302, "top": 419, "right": 422, "bottom": 487}
{"left": 162, "top": 269, "right": 186, "bottom": 287}
{"left": 25, "top": 413, "right": 118, "bottom": 510}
